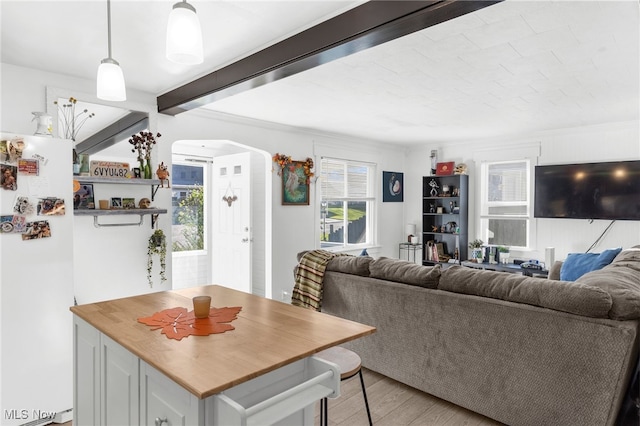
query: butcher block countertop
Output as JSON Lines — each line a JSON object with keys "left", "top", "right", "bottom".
{"left": 70, "top": 285, "right": 376, "bottom": 399}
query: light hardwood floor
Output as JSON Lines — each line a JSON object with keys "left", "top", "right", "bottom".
{"left": 315, "top": 368, "right": 504, "bottom": 426}
{"left": 59, "top": 368, "right": 503, "bottom": 426}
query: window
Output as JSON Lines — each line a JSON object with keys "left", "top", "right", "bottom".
{"left": 479, "top": 160, "right": 531, "bottom": 248}
{"left": 320, "top": 158, "right": 375, "bottom": 249}
{"left": 171, "top": 163, "right": 205, "bottom": 252}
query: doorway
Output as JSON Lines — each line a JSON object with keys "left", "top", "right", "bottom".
{"left": 171, "top": 140, "right": 272, "bottom": 298}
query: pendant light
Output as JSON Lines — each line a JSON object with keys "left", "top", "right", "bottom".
{"left": 97, "top": 0, "right": 126, "bottom": 101}
{"left": 166, "top": 0, "right": 203, "bottom": 65}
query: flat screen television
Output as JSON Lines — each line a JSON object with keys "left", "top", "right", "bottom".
{"left": 534, "top": 160, "right": 640, "bottom": 220}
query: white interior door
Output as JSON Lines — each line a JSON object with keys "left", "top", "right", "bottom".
{"left": 211, "top": 153, "right": 251, "bottom": 293}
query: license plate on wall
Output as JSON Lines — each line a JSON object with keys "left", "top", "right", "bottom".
{"left": 90, "top": 161, "right": 131, "bottom": 178}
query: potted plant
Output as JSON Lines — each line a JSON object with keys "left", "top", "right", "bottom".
{"left": 147, "top": 229, "right": 167, "bottom": 287}
{"left": 498, "top": 246, "right": 510, "bottom": 264}
{"left": 468, "top": 239, "right": 484, "bottom": 263}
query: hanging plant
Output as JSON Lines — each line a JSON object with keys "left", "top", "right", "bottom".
{"left": 147, "top": 229, "right": 167, "bottom": 287}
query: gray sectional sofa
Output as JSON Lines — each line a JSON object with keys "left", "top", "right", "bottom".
{"left": 307, "top": 247, "right": 640, "bottom": 426}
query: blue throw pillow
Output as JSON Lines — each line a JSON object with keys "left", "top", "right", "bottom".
{"left": 560, "top": 248, "right": 622, "bottom": 281}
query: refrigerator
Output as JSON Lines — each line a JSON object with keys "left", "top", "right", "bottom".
{"left": 1, "top": 133, "right": 74, "bottom": 425}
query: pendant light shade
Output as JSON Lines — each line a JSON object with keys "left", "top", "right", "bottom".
{"left": 97, "top": 0, "right": 126, "bottom": 101}
{"left": 97, "top": 58, "right": 126, "bottom": 101}
{"left": 166, "top": 1, "right": 203, "bottom": 65}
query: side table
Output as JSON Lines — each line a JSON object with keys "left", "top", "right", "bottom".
{"left": 399, "top": 243, "right": 422, "bottom": 263}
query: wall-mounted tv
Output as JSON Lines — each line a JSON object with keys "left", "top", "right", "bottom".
{"left": 534, "top": 160, "right": 640, "bottom": 220}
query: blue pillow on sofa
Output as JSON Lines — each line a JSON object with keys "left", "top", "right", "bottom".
{"left": 560, "top": 248, "right": 622, "bottom": 281}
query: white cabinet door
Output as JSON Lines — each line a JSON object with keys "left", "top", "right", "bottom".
{"left": 140, "top": 362, "right": 202, "bottom": 426}
{"left": 101, "top": 335, "right": 139, "bottom": 425}
{"left": 73, "top": 317, "right": 101, "bottom": 426}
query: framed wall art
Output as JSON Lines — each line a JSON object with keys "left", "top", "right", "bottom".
{"left": 73, "top": 183, "right": 95, "bottom": 210}
{"left": 122, "top": 198, "right": 135, "bottom": 209}
{"left": 111, "top": 197, "right": 123, "bottom": 209}
{"left": 281, "top": 161, "right": 310, "bottom": 205}
{"left": 383, "top": 171, "right": 403, "bottom": 202}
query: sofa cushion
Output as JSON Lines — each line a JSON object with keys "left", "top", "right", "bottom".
{"left": 560, "top": 248, "right": 622, "bottom": 281}
{"left": 326, "top": 255, "right": 372, "bottom": 277}
{"left": 369, "top": 257, "right": 441, "bottom": 288}
{"left": 576, "top": 247, "right": 640, "bottom": 320}
{"left": 439, "top": 266, "right": 613, "bottom": 318}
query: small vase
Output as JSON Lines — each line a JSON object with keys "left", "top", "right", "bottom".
{"left": 32, "top": 112, "right": 53, "bottom": 137}
{"left": 144, "top": 160, "right": 152, "bottom": 179}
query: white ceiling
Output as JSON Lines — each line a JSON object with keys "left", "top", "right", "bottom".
{"left": 2, "top": 1, "right": 639, "bottom": 146}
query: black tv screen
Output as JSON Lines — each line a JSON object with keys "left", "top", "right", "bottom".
{"left": 534, "top": 160, "right": 640, "bottom": 220}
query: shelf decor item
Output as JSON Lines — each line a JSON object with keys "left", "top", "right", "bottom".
{"left": 129, "top": 131, "right": 161, "bottom": 179}
{"left": 31, "top": 112, "right": 53, "bottom": 137}
{"left": 469, "top": 239, "right": 484, "bottom": 263}
{"left": 436, "top": 162, "right": 455, "bottom": 176}
{"left": 73, "top": 183, "right": 95, "bottom": 210}
{"left": 498, "top": 246, "right": 510, "bottom": 264}
{"left": 147, "top": 229, "right": 167, "bottom": 287}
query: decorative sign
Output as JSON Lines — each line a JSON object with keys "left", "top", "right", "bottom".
{"left": 90, "top": 161, "right": 131, "bottom": 178}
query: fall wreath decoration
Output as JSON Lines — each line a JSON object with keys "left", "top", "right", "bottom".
{"left": 147, "top": 229, "right": 167, "bottom": 287}
{"left": 272, "top": 153, "right": 315, "bottom": 183}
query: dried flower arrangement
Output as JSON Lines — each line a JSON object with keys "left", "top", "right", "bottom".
{"left": 129, "top": 131, "right": 161, "bottom": 163}
{"left": 129, "top": 131, "right": 161, "bottom": 179}
{"left": 272, "top": 153, "right": 314, "bottom": 183}
{"left": 53, "top": 97, "right": 95, "bottom": 141}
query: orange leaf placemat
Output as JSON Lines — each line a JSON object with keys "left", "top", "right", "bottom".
{"left": 137, "top": 306, "right": 242, "bottom": 340}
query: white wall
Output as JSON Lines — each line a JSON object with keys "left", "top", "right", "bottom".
{"left": 406, "top": 121, "right": 640, "bottom": 264}
{"left": 9, "top": 60, "right": 637, "bottom": 303}
{"left": 157, "top": 110, "right": 406, "bottom": 301}
{"left": 1, "top": 63, "right": 406, "bottom": 304}
{"left": 1, "top": 63, "right": 170, "bottom": 304}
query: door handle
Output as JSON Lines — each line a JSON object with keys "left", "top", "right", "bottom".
{"left": 155, "top": 417, "right": 167, "bottom": 426}
{"left": 242, "top": 238, "right": 249, "bottom": 243}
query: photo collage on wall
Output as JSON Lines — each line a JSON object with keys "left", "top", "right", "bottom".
{"left": 0, "top": 137, "right": 65, "bottom": 240}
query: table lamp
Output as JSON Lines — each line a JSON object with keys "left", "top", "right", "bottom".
{"left": 406, "top": 223, "right": 416, "bottom": 243}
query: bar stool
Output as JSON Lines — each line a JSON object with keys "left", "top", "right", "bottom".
{"left": 316, "top": 346, "right": 372, "bottom": 426}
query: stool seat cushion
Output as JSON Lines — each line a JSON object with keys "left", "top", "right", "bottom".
{"left": 315, "top": 346, "right": 362, "bottom": 379}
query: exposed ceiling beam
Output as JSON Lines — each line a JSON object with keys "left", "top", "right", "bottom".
{"left": 76, "top": 112, "right": 148, "bottom": 155}
{"left": 157, "top": 0, "right": 502, "bottom": 116}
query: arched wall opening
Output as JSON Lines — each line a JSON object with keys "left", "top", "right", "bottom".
{"left": 171, "top": 139, "right": 272, "bottom": 298}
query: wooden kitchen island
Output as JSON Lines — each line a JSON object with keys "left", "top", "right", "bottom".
{"left": 70, "top": 285, "right": 375, "bottom": 426}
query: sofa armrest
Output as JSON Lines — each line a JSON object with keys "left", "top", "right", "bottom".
{"left": 548, "top": 261, "right": 563, "bottom": 280}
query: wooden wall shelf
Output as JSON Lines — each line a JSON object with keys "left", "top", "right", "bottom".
{"left": 73, "top": 177, "right": 167, "bottom": 227}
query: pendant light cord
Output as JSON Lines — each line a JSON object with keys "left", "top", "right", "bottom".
{"left": 106, "top": 0, "right": 113, "bottom": 59}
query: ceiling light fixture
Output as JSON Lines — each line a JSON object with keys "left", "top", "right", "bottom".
{"left": 96, "top": 0, "right": 126, "bottom": 101}
{"left": 166, "top": 0, "right": 203, "bottom": 65}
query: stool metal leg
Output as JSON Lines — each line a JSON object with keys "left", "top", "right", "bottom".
{"left": 320, "top": 397, "right": 328, "bottom": 426}
{"left": 322, "top": 369, "right": 372, "bottom": 426}
{"left": 359, "top": 369, "right": 373, "bottom": 426}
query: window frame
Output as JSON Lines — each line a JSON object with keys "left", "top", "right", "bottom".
{"left": 171, "top": 160, "right": 207, "bottom": 256}
{"left": 478, "top": 158, "right": 534, "bottom": 250}
{"left": 318, "top": 157, "right": 377, "bottom": 251}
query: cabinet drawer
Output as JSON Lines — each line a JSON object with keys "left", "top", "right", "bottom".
{"left": 210, "top": 356, "right": 340, "bottom": 426}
